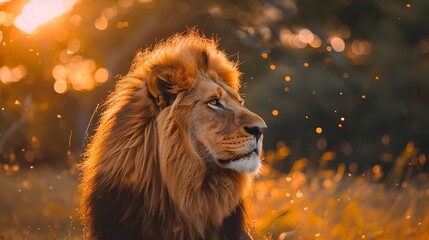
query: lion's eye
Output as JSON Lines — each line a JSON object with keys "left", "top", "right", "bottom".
{"left": 207, "top": 99, "right": 223, "bottom": 110}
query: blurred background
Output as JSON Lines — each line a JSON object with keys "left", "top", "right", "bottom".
{"left": 1, "top": 0, "right": 429, "bottom": 239}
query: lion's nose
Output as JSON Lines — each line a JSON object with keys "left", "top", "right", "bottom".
{"left": 243, "top": 120, "right": 267, "bottom": 139}
{"left": 244, "top": 126, "right": 267, "bottom": 138}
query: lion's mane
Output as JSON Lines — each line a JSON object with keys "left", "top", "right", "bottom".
{"left": 80, "top": 31, "right": 253, "bottom": 239}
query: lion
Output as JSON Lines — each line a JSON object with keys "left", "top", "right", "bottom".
{"left": 79, "top": 31, "right": 267, "bottom": 240}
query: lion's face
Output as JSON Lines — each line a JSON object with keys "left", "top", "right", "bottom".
{"left": 186, "top": 74, "right": 267, "bottom": 173}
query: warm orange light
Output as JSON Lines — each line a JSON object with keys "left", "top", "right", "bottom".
{"left": 95, "top": 17, "right": 108, "bottom": 30}
{"left": 14, "top": 0, "right": 78, "bottom": 34}
{"left": 330, "top": 36, "right": 345, "bottom": 52}
{"left": 94, "top": 68, "right": 109, "bottom": 83}
{"left": 272, "top": 109, "right": 279, "bottom": 116}
{"left": 351, "top": 40, "right": 372, "bottom": 55}
{"left": 297, "top": 29, "right": 314, "bottom": 44}
{"left": 54, "top": 79, "right": 68, "bottom": 94}
{"left": 0, "top": 65, "right": 26, "bottom": 84}
{"left": 315, "top": 127, "right": 322, "bottom": 134}
{"left": 309, "top": 36, "right": 322, "bottom": 48}
{"left": 284, "top": 75, "right": 291, "bottom": 81}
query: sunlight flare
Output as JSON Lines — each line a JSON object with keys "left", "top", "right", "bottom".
{"left": 14, "top": 0, "right": 78, "bottom": 34}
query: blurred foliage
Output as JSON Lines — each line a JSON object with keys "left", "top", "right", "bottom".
{"left": 1, "top": 0, "right": 429, "bottom": 173}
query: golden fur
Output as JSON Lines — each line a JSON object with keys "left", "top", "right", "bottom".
{"left": 79, "top": 31, "right": 266, "bottom": 239}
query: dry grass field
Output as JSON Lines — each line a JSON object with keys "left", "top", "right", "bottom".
{"left": 0, "top": 143, "right": 428, "bottom": 239}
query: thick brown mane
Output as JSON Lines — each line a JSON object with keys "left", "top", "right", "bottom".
{"left": 79, "top": 31, "right": 258, "bottom": 239}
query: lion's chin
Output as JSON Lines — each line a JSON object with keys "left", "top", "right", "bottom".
{"left": 221, "top": 151, "right": 261, "bottom": 174}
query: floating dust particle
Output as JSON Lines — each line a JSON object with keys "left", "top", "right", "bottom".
{"left": 303, "top": 62, "right": 309, "bottom": 67}
{"left": 284, "top": 75, "right": 291, "bottom": 81}
{"left": 261, "top": 53, "right": 268, "bottom": 59}
{"left": 269, "top": 64, "right": 276, "bottom": 70}
{"left": 316, "top": 127, "right": 322, "bottom": 134}
{"left": 272, "top": 109, "right": 279, "bottom": 116}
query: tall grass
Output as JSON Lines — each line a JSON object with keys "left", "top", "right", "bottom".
{"left": 0, "top": 142, "right": 427, "bottom": 239}
{"left": 252, "top": 142, "right": 429, "bottom": 239}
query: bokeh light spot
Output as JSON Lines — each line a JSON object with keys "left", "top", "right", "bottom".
{"left": 330, "top": 36, "right": 345, "bottom": 52}
{"left": 54, "top": 79, "right": 68, "bottom": 94}
{"left": 95, "top": 17, "right": 108, "bottom": 30}
{"left": 0, "top": 65, "right": 27, "bottom": 84}
{"left": 272, "top": 109, "right": 279, "bottom": 116}
{"left": 94, "top": 68, "right": 109, "bottom": 83}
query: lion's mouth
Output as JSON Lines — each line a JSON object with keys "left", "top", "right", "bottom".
{"left": 217, "top": 148, "right": 258, "bottom": 164}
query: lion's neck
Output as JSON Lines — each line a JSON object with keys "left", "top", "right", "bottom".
{"left": 163, "top": 157, "right": 250, "bottom": 239}
{"left": 157, "top": 119, "right": 251, "bottom": 238}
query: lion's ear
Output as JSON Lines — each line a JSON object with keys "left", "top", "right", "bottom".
{"left": 146, "top": 66, "right": 175, "bottom": 109}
